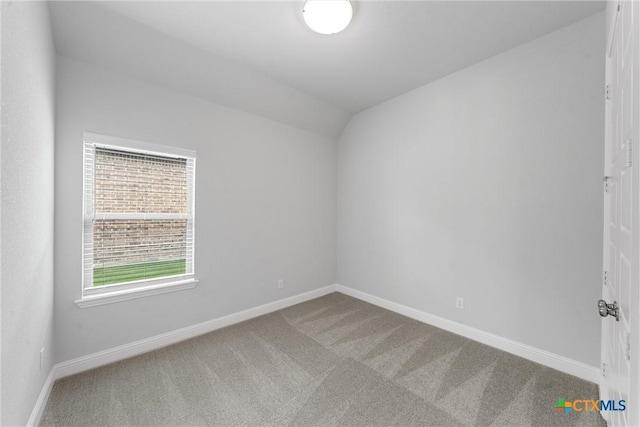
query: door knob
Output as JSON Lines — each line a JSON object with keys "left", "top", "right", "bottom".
{"left": 598, "top": 299, "right": 619, "bottom": 321}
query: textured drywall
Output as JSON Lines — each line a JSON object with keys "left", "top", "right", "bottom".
{"left": 1, "top": 1, "right": 56, "bottom": 425}
{"left": 54, "top": 56, "right": 337, "bottom": 363}
{"left": 337, "top": 13, "right": 605, "bottom": 367}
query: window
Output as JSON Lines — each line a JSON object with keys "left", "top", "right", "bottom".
{"left": 79, "top": 133, "right": 196, "bottom": 307}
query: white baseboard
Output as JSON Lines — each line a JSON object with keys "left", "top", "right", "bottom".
{"left": 335, "top": 284, "right": 600, "bottom": 384}
{"left": 30, "top": 282, "right": 600, "bottom": 426}
{"left": 26, "top": 369, "right": 56, "bottom": 427}
{"left": 28, "top": 284, "right": 337, "bottom": 426}
{"left": 55, "top": 284, "right": 337, "bottom": 379}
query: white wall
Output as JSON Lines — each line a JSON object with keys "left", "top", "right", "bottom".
{"left": 1, "top": 2, "right": 56, "bottom": 425}
{"left": 337, "top": 13, "right": 605, "bottom": 367}
{"left": 54, "top": 56, "right": 337, "bottom": 363}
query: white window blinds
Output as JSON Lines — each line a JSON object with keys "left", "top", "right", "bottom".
{"left": 83, "top": 135, "right": 195, "bottom": 292}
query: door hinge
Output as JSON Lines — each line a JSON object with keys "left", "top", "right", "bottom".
{"left": 606, "top": 84, "right": 611, "bottom": 100}
{"left": 603, "top": 271, "right": 609, "bottom": 287}
{"left": 602, "top": 362, "right": 607, "bottom": 378}
{"left": 603, "top": 176, "right": 612, "bottom": 193}
{"left": 625, "top": 138, "right": 632, "bottom": 168}
{"left": 624, "top": 331, "right": 631, "bottom": 361}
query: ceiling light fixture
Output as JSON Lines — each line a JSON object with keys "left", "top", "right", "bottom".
{"left": 303, "top": 0, "right": 353, "bottom": 35}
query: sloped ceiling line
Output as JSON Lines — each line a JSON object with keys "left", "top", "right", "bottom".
{"left": 48, "top": 1, "right": 604, "bottom": 139}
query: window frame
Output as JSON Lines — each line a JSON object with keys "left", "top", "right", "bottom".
{"left": 77, "top": 132, "right": 197, "bottom": 308}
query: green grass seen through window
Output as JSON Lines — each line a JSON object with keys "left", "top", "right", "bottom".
{"left": 93, "top": 259, "right": 186, "bottom": 286}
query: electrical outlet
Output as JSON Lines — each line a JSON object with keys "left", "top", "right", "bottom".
{"left": 456, "top": 297, "right": 464, "bottom": 309}
{"left": 40, "top": 348, "right": 45, "bottom": 370}
{"left": 277, "top": 279, "right": 284, "bottom": 289}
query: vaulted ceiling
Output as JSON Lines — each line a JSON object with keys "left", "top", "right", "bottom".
{"left": 49, "top": 1, "right": 605, "bottom": 138}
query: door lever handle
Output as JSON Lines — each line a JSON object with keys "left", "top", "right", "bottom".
{"left": 598, "top": 299, "right": 619, "bottom": 321}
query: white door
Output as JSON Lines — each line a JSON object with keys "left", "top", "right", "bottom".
{"left": 601, "top": 1, "right": 639, "bottom": 426}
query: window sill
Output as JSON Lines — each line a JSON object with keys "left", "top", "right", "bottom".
{"left": 75, "top": 278, "right": 198, "bottom": 308}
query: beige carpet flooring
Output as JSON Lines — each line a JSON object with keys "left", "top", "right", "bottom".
{"left": 41, "top": 292, "right": 606, "bottom": 426}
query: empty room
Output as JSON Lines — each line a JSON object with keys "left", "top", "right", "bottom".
{"left": 1, "top": 0, "right": 638, "bottom": 426}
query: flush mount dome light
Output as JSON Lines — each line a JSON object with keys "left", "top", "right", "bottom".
{"left": 303, "top": 0, "right": 353, "bottom": 35}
